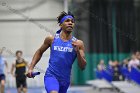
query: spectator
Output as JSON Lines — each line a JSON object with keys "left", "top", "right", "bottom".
{"left": 128, "top": 53, "right": 140, "bottom": 71}
{"left": 97, "top": 59, "right": 106, "bottom": 71}
{"left": 112, "top": 60, "right": 123, "bottom": 81}
{"left": 136, "top": 51, "right": 140, "bottom": 60}
{"left": 108, "top": 60, "right": 113, "bottom": 69}
{"left": 122, "top": 59, "right": 129, "bottom": 68}
{"left": 120, "top": 59, "right": 129, "bottom": 80}
{"left": 135, "top": 51, "right": 140, "bottom": 69}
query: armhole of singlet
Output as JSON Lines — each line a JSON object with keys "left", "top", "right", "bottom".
{"left": 71, "top": 36, "right": 77, "bottom": 42}
{"left": 50, "top": 33, "right": 59, "bottom": 48}
{"left": 13, "top": 61, "right": 16, "bottom": 67}
{"left": 22, "top": 58, "right": 26, "bottom": 63}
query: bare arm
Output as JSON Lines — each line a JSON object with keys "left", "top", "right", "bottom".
{"left": 25, "top": 60, "right": 29, "bottom": 69}
{"left": 5, "top": 61, "right": 9, "bottom": 73}
{"left": 5, "top": 61, "right": 8, "bottom": 69}
{"left": 29, "top": 35, "right": 54, "bottom": 71}
{"left": 72, "top": 40, "right": 87, "bottom": 70}
{"left": 11, "top": 62, "right": 15, "bottom": 76}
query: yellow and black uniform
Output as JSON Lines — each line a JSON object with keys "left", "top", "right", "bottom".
{"left": 15, "top": 58, "right": 27, "bottom": 88}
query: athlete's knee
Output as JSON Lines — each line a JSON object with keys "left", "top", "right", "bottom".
{"left": 17, "top": 88, "right": 22, "bottom": 93}
{"left": 1, "top": 80, "right": 5, "bottom": 87}
{"left": 50, "top": 90, "right": 58, "bottom": 93}
{"left": 23, "top": 87, "right": 27, "bottom": 93}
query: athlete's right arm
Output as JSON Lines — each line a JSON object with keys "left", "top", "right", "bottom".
{"left": 27, "top": 35, "right": 54, "bottom": 77}
{"left": 11, "top": 62, "right": 15, "bottom": 77}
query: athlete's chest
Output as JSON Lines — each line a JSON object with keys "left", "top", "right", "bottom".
{"left": 51, "top": 39, "right": 74, "bottom": 53}
{"left": 0, "top": 59, "right": 4, "bottom": 67}
{"left": 0, "top": 62, "right": 4, "bottom": 66}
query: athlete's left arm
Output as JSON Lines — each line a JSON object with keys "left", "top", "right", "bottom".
{"left": 5, "top": 60, "right": 9, "bottom": 73}
{"left": 72, "top": 40, "right": 87, "bottom": 70}
{"left": 25, "top": 60, "right": 29, "bottom": 69}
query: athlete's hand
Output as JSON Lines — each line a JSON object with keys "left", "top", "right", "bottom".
{"left": 72, "top": 41, "right": 81, "bottom": 52}
{"left": 11, "top": 73, "right": 15, "bottom": 77}
{"left": 26, "top": 69, "right": 34, "bottom": 78}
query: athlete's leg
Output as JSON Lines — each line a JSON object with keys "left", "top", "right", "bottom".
{"left": 23, "top": 87, "right": 27, "bottom": 93}
{"left": 50, "top": 91, "right": 58, "bottom": 93}
{"left": 59, "top": 81, "right": 70, "bottom": 93}
{"left": 16, "top": 78, "right": 22, "bottom": 93}
{"left": 0, "top": 74, "right": 6, "bottom": 93}
{"left": 22, "top": 77, "right": 27, "bottom": 93}
{"left": 17, "top": 87, "right": 22, "bottom": 93}
{"left": 44, "top": 76, "right": 59, "bottom": 93}
{"left": 1, "top": 80, "right": 5, "bottom": 93}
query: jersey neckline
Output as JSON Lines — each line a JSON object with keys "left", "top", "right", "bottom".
{"left": 58, "top": 33, "right": 73, "bottom": 43}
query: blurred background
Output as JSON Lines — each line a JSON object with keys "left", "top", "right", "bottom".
{"left": 0, "top": 0, "right": 140, "bottom": 93}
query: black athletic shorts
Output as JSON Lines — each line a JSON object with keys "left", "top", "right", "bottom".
{"left": 16, "top": 76, "right": 27, "bottom": 88}
{"left": 0, "top": 74, "right": 5, "bottom": 82}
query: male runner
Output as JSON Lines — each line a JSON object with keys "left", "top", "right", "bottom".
{"left": 0, "top": 48, "right": 8, "bottom": 93}
{"left": 11, "top": 50, "right": 28, "bottom": 93}
{"left": 27, "top": 11, "right": 87, "bottom": 93}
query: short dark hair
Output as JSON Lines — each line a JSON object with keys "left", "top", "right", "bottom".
{"left": 57, "top": 11, "right": 75, "bottom": 24}
{"left": 16, "top": 50, "right": 23, "bottom": 55}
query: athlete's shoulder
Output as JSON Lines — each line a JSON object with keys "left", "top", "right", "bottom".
{"left": 2, "top": 57, "right": 6, "bottom": 61}
{"left": 76, "top": 39, "right": 84, "bottom": 45}
{"left": 76, "top": 39, "right": 85, "bottom": 50}
{"left": 12, "top": 61, "right": 16, "bottom": 66}
{"left": 45, "top": 35, "right": 54, "bottom": 40}
{"left": 44, "top": 35, "right": 54, "bottom": 44}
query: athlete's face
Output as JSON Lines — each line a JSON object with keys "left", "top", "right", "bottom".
{"left": 136, "top": 52, "right": 140, "bottom": 60}
{"left": 60, "top": 18, "right": 75, "bottom": 32}
{"left": 16, "top": 52, "right": 22, "bottom": 59}
{"left": 131, "top": 54, "right": 136, "bottom": 59}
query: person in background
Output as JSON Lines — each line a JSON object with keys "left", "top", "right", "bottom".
{"left": 120, "top": 59, "right": 129, "bottom": 80}
{"left": 135, "top": 51, "right": 140, "bottom": 69}
{"left": 128, "top": 52, "right": 140, "bottom": 71}
{"left": 112, "top": 60, "right": 123, "bottom": 81}
{"left": 0, "top": 47, "right": 8, "bottom": 93}
{"left": 97, "top": 59, "right": 106, "bottom": 71}
{"left": 136, "top": 51, "right": 140, "bottom": 60}
{"left": 11, "top": 50, "right": 28, "bottom": 93}
{"left": 107, "top": 60, "right": 113, "bottom": 72}
{"left": 121, "top": 59, "right": 129, "bottom": 68}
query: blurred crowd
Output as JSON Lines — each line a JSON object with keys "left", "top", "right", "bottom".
{"left": 97, "top": 51, "right": 140, "bottom": 81}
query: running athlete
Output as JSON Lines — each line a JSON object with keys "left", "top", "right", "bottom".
{"left": 0, "top": 48, "right": 8, "bottom": 93}
{"left": 11, "top": 50, "right": 28, "bottom": 93}
{"left": 27, "top": 11, "right": 87, "bottom": 93}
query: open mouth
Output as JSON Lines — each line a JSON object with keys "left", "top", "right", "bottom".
{"left": 67, "top": 26, "right": 73, "bottom": 29}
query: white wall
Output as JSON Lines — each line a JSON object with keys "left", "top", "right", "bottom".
{"left": 0, "top": 0, "right": 64, "bottom": 87}
{"left": 0, "top": 0, "right": 63, "bottom": 56}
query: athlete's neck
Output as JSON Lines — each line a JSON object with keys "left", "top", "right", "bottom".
{"left": 17, "top": 57, "right": 22, "bottom": 60}
{"left": 60, "top": 31, "right": 72, "bottom": 41}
